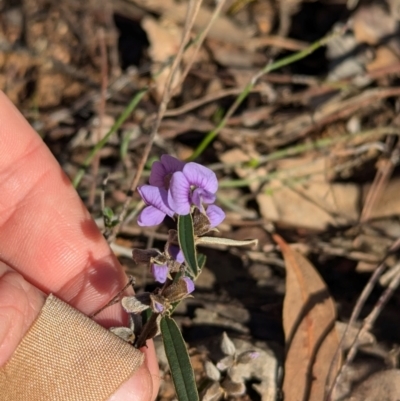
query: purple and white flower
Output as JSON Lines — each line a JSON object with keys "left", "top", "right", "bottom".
{"left": 137, "top": 155, "right": 224, "bottom": 227}
{"left": 168, "top": 162, "right": 218, "bottom": 215}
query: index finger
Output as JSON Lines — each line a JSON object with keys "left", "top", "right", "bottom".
{"left": 0, "top": 91, "right": 126, "bottom": 319}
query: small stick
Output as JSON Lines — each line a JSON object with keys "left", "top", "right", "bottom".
{"left": 88, "top": 28, "right": 108, "bottom": 210}
{"left": 328, "top": 261, "right": 400, "bottom": 400}
{"left": 326, "top": 237, "right": 400, "bottom": 400}
{"left": 100, "top": 173, "right": 110, "bottom": 214}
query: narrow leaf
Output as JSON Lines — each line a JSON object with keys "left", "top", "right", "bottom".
{"left": 196, "top": 237, "right": 258, "bottom": 247}
{"left": 161, "top": 316, "right": 199, "bottom": 401}
{"left": 273, "top": 234, "right": 341, "bottom": 401}
{"left": 178, "top": 214, "right": 198, "bottom": 277}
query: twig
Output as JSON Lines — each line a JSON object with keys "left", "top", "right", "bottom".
{"left": 88, "top": 28, "right": 108, "bottom": 209}
{"left": 326, "top": 237, "right": 400, "bottom": 400}
{"left": 177, "top": 0, "right": 227, "bottom": 88}
{"left": 164, "top": 86, "right": 265, "bottom": 117}
{"left": 331, "top": 261, "right": 400, "bottom": 399}
{"left": 100, "top": 173, "right": 110, "bottom": 213}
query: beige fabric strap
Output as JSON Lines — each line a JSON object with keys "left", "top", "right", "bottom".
{"left": 0, "top": 294, "right": 144, "bottom": 401}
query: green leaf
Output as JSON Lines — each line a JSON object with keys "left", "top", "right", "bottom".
{"left": 178, "top": 214, "right": 198, "bottom": 278}
{"left": 103, "top": 207, "right": 114, "bottom": 220}
{"left": 161, "top": 316, "right": 199, "bottom": 401}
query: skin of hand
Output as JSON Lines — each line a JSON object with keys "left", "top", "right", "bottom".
{"left": 0, "top": 91, "right": 160, "bottom": 401}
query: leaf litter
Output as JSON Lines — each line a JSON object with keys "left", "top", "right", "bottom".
{"left": 4, "top": 0, "right": 400, "bottom": 399}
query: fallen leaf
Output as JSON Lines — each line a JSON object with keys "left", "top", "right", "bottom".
{"left": 141, "top": 16, "right": 192, "bottom": 100}
{"left": 364, "top": 178, "right": 400, "bottom": 219}
{"left": 258, "top": 180, "right": 360, "bottom": 231}
{"left": 353, "top": 4, "right": 398, "bottom": 45}
{"left": 273, "top": 234, "right": 341, "bottom": 401}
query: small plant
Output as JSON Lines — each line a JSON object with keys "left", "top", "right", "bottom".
{"left": 108, "top": 155, "right": 257, "bottom": 401}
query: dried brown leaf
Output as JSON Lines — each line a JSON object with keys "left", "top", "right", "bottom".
{"left": 258, "top": 181, "right": 360, "bottom": 231}
{"left": 141, "top": 16, "right": 183, "bottom": 100}
{"left": 273, "top": 234, "right": 341, "bottom": 401}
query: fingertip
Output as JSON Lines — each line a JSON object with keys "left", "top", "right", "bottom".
{"left": 142, "top": 340, "right": 161, "bottom": 401}
{"left": 107, "top": 340, "right": 160, "bottom": 401}
{"left": 107, "top": 363, "right": 155, "bottom": 401}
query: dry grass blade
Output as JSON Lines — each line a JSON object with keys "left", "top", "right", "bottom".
{"left": 273, "top": 234, "right": 341, "bottom": 401}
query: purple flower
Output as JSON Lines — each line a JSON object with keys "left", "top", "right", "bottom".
{"left": 168, "top": 163, "right": 218, "bottom": 215}
{"left": 149, "top": 155, "right": 185, "bottom": 189}
{"left": 137, "top": 185, "right": 175, "bottom": 226}
{"left": 206, "top": 205, "right": 225, "bottom": 228}
{"left": 151, "top": 264, "right": 169, "bottom": 283}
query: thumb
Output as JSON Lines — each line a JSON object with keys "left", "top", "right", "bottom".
{"left": 0, "top": 262, "right": 159, "bottom": 401}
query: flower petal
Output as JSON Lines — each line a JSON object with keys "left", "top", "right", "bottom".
{"left": 191, "top": 188, "right": 216, "bottom": 209}
{"left": 168, "top": 171, "right": 191, "bottom": 215}
{"left": 182, "top": 277, "right": 195, "bottom": 294}
{"left": 151, "top": 264, "right": 169, "bottom": 283}
{"left": 149, "top": 155, "right": 185, "bottom": 188}
{"left": 137, "top": 206, "right": 166, "bottom": 227}
{"left": 169, "top": 246, "right": 185, "bottom": 263}
{"left": 138, "top": 185, "right": 174, "bottom": 216}
{"left": 148, "top": 160, "right": 166, "bottom": 187}
{"left": 183, "top": 163, "right": 218, "bottom": 193}
{"left": 206, "top": 205, "right": 225, "bottom": 228}
{"left": 161, "top": 154, "right": 185, "bottom": 172}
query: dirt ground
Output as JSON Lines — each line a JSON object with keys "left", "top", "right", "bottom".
{"left": 2, "top": 0, "right": 400, "bottom": 400}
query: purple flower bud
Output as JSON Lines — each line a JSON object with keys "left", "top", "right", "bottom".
{"left": 168, "top": 162, "right": 218, "bottom": 215}
{"left": 151, "top": 263, "right": 169, "bottom": 283}
{"left": 153, "top": 300, "right": 165, "bottom": 313}
{"left": 149, "top": 155, "right": 185, "bottom": 189}
{"left": 169, "top": 245, "right": 185, "bottom": 264}
{"left": 137, "top": 185, "right": 175, "bottom": 226}
{"left": 182, "top": 277, "right": 195, "bottom": 294}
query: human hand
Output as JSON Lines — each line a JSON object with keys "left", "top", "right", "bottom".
{"left": 0, "top": 91, "right": 160, "bottom": 400}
